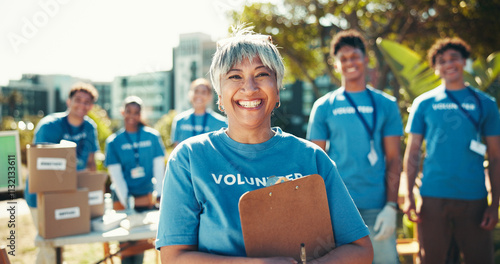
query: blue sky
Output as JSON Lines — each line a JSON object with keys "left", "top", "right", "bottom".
{"left": 0, "top": 0, "right": 248, "bottom": 86}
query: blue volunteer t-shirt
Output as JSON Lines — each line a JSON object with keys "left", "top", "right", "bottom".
{"left": 156, "top": 127, "right": 369, "bottom": 256}
{"left": 307, "top": 87, "right": 403, "bottom": 209}
{"left": 25, "top": 112, "right": 99, "bottom": 207}
{"left": 105, "top": 126, "right": 165, "bottom": 196}
{"left": 406, "top": 85, "right": 500, "bottom": 200}
{"left": 171, "top": 108, "right": 227, "bottom": 144}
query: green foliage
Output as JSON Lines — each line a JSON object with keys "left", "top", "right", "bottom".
{"left": 233, "top": 0, "right": 500, "bottom": 99}
{"left": 87, "top": 105, "right": 117, "bottom": 171}
{"left": 377, "top": 38, "right": 500, "bottom": 102}
{"left": 376, "top": 38, "right": 441, "bottom": 101}
{"left": 87, "top": 105, "right": 114, "bottom": 152}
{"left": 153, "top": 110, "right": 177, "bottom": 154}
{"left": 465, "top": 52, "right": 500, "bottom": 90}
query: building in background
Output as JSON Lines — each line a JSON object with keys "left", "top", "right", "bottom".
{"left": 111, "top": 71, "right": 174, "bottom": 125}
{"left": 1, "top": 32, "right": 336, "bottom": 137}
{"left": 0, "top": 74, "right": 113, "bottom": 122}
{"left": 92, "top": 82, "right": 112, "bottom": 114}
{"left": 173, "top": 32, "right": 216, "bottom": 112}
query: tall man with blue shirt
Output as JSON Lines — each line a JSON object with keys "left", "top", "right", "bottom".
{"left": 403, "top": 37, "right": 500, "bottom": 263}
{"left": 24, "top": 82, "right": 100, "bottom": 264}
{"left": 307, "top": 29, "right": 403, "bottom": 264}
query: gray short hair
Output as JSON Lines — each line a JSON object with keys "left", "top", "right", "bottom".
{"left": 209, "top": 26, "right": 285, "bottom": 96}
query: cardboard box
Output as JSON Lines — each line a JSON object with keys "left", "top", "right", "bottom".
{"left": 37, "top": 189, "right": 90, "bottom": 239}
{"left": 77, "top": 171, "right": 108, "bottom": 218}
{"left": 27, "top": 141, "right": 77, "bottom": 193}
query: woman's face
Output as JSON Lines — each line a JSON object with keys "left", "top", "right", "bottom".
{"left": 219, "top": 56, "right": 279, "bottom": 131}
{"left": 189, "top": 84, "right": 212, "bottom": 111}
{"left": 122, "top": 103, "right": 141, "bottom": 129}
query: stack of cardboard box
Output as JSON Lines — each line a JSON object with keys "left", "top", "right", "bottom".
{"left": 27, "top": 141, "right": 108, "bottom": 239}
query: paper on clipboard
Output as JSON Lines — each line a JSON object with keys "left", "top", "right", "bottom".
{"left": 238, "top": 174, "right": 335, "bottom": 261}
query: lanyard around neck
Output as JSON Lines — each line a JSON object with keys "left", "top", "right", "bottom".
{"left": 342, "top": 88, "right": 377, "bottom": 140}
{"left": 124, "top": 128, "right": 141, "bottom": 165}
{"left": 445, "top": 87, "right": 482, "bottom": 132}
{"left": 192, "top": 112, "right": 208, "bottom": 137}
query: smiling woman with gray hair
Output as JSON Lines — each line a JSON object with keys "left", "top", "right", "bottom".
{"left": 155, "top": 26, "right": 373, "bottom": 264}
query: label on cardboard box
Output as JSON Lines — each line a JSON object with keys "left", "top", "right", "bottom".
{"left": 89, "top": 190, "right": 104, "bottom": 205}
{"left": 37, "top": 157, "right": 67, "bottom": 170}
{"left": 55, "top": 206, "right": 81, "bottom": 220}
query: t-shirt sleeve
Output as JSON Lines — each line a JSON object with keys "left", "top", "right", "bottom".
{"left": 105, "top": 137, "right": 120, "bottom": 166}
{"left": 156, "top": 147, "right": 201, "bottom": 249}
{"left": 170, "top": 118, "right": 179, "bottom": 143}
{"left": 405, "top": 98, "right": 425, "bottom": 135}
{"left": 89, "top": 123, "right": 99, "bottom": 152}
{"left": 307, "top": 100, "right": 329, "bottom": 140}
{"left": 482, "top": 98, "right": 500, "bottom": 136}
{"left": 154, "top": 133, "right": 166, "bottom": 157}
{"left": 383, "top": 99, "right": 404, "bottom": 137}
{"left": 34, "top": 119, "right": 60, "bottom": 144}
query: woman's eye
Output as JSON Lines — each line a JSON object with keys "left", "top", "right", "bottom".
{"left": 257, "top": 72, "right": 270, "bottom": 77}
{"left": 228, "top": 75, "right": 241, "bottom": 79}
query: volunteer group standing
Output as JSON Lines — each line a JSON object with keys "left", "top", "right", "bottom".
{"left": 24, "top": 26, "right": 499, "bottom": 264}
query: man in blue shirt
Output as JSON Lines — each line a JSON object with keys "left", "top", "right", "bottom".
{"left": 404, "top": 37, "right": 500, "bottom": 263}
{"left": 307, "top": 29, "right": 403, "bottom": 264}
{"left": 24, "top": 82, "right": 100, "bottom": 263}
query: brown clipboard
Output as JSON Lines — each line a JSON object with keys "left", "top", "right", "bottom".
{"left": 239, "top": 174, "right": 335, "bottom": 261}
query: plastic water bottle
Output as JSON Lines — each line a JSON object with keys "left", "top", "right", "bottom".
{"left": 127, "top": 195, "right": 135, "bottom": 214}
{"left": 104, "top": 193, "right": 113, "bottom": 214}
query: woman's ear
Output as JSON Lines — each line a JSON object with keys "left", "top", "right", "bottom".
{"left": 217, "top": 95, "right": 225, "bottom": 112}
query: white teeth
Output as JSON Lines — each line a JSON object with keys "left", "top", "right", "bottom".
{"left": 347, "top": 67, "right": 356, "bottom": 73}
{"left": 239, "top": 100, "right": 261, "bottom": 108}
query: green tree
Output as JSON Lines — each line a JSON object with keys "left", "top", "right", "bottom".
{"left": 153, "top": 110, "right": 177, "bottom": 155}
{"left": 87, "top": 105, "right": 117, "bottom": 171}
{"left": 377, "top": 38, "right": 500, "bottom": 104}
{"left": 232, "top": 0, "right": 500, "bottom": 98}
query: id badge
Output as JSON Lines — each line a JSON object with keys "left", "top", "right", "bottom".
{"left": 131, "top": 166, "right": 145, "bottom": 178}
{"left": 367, "top": 141, "right": 378, "bottom": 166}
{"left": 470, "top": 139, "right": 487, "bottom": 156}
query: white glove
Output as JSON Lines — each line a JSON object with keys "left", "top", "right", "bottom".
{"left": 108, "top": 164, "right": 129, "bottom": 209}
{"left": 153, "top": 156, "right": 166, "bottom": 195}
{"left": 373, "top": 204, "right": 397, "bottom": 241}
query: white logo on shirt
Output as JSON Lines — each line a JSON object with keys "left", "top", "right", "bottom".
{"left": 180, "top": 124, "right": 207, "bottom": 132}
{"left": 432, "top": 103, "right": 475, "bottom": 111}
{"left": 332, "top": 106, "right": 373, "bottom": 116}
{"left": 63, "top": 132, "right": 87, "bottom": 141}
{"left": 211, "top": 173, "right": 306, "bottom": 187}
{"left": 121, "top": 140, "right": 152, "bottom": 150}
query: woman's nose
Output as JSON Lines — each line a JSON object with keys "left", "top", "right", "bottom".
{"left": 241, "top": 77, "right": 258, "bottom": 93}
